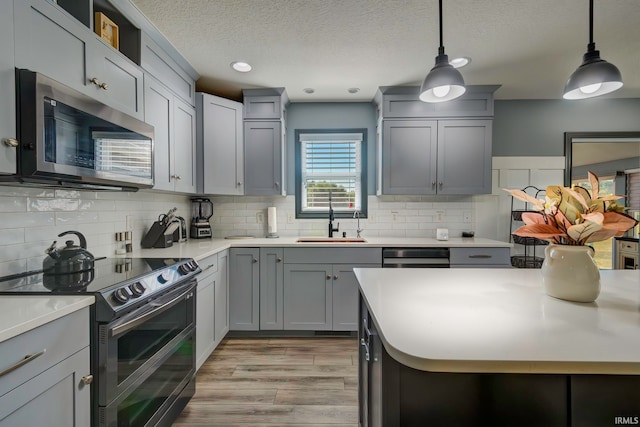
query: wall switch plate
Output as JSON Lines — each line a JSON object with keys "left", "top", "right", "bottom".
{"left": 256, "top": 212, "right": 264, "bottom": 224}
{"left": 436, "top": 211, "right": 445, "bottom": 222}
{"left": 287, "top": 213, "right": 294, "bottom": 224}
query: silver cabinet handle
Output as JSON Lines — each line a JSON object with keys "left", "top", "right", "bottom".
{"left": 275, "top": 181, "right": 280, "bottom": 188}
{"left": 469, "top": 255, "right": 492, "bottom": 259}
{"left": 2, "top": 138, "right": 18, "bottom": 147}
{"left": 439, "top": 182, "right": 443, "bottom": 189}
{"left": 201, "top": 264, "right": 215, "bottom": 271}
{"left": 81, "top": 374, "right": 93, "bottom": 385}
{"left": 333, "top": 275, "right": 338, "bottom": 280}
{"left": 0, "top": 349, "right": 46, "bottom": 377}
{"left": 431, "top": 181, "right": 436, "bottom": 188}
{"left": 89, "top": 77, "right": 108, "bottom": 90}
{"left": 276, "top": 258, "right": 282, "bottom": 263}
{"left": 99, "top": 82, "right": 108, "bottom": 90}
{"left": 326, "top": 275, "right": 331, "bottom": 280}
{"left": 237, "top": 182, "right": 242, "bottom": 186}
{"left": 176, "top": 175, "right": 182, "bottom": 180}
{"left": 252, "top": 258, "right": 258, "bottom": 263}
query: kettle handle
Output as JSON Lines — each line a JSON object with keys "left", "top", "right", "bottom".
{"left": 58, "top": 231, "right": 87, "bottom": 249}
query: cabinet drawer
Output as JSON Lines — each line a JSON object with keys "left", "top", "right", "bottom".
{"left": 284, "top": 248, "right": 381, "bottom": 265}
{"left": 197, "top": 254, "right": 219, "bottom": 280}
{"left": 618, "top": 241, "right": 638, "bottom": 252}
{"left": 0, "top": 307, "right": 89, "bottom": 397}
{"left": 449, "top": 247, "right": 510, "bottom": 266}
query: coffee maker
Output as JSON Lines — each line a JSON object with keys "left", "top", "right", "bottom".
{"left": 190, "top": 198, "right": 213, "bottom": 239}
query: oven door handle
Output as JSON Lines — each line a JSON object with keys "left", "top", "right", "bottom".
{"left": 110, "top": 283, "right": 195, "bottom": 338}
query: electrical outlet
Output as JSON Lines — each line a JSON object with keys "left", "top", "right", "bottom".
{"left": 368, "top": 213, "right": 376, "bottom": 223}
{"left": 436, "top": 211, "right": 445, "bottom": 222}
{"left": 256, "top": 212, "right": 264, "bottom": 224}
{"left": 463, "top": 211, "right": 472, "bottom": 223}
{"left": 287, "top": 213, "right": 294, "bottom": 224}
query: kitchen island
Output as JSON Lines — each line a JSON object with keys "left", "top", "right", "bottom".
{"left": 355, "top": 268, "right": 640, "bottom": 427}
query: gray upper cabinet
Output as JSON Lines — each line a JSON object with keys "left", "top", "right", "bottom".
{"left": 196, "top": 92, "right": 244, "bottom": 195}
{"left": 14, "top": 0, "right": 144, "bottom": 120}
{"left": 244, "top": 121, "right": 283, "bottom": 195}
{"left": 0, "top": 0, "right": 16, "bottom": 174}
{"left": 229, "top": 248, "right": 260, "bottom": 331}
{"left": 145, "top": 76, "right": 197, "bottom": 193}
{"left": 242, "top": 88, "right": 287, "bottom": 196}
{"left": 437, "top": 120, "right": 492, "bottom": 195}
{"left": 377, "top": 85, "right": 499, "bottom": 196}
{"left": 259, "top": 248, "right": 284, "bottom": 330}
{"left": 382, "top": 120, "right": 437, "bottom": 195}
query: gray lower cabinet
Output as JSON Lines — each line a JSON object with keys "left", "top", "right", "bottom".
{"left": 0, "top": 307, "right": 91, "bottom": 426}
{"left": 229, "top": 248, "right": 260, "bottom": 331}
{"left": 244, "top": 121, "right": 283, "bottom": 195}
{"left": 196, "top": 92, "right": 244, "bottom": 195}
{"left": 333, "top": 264, "right": 375, "bottom": 331}
{"left": 14, "top": 0, "right": 144, "bottom": 120}
{"left": 195, "top": 251, "right": 229, "bottom": 371}
{"left": 145, "top": 76, "right": 197, "bottom": 193}
{"left": 0, "top": 0, "right": 16, "bottom": 175}
{"left": 381, "top": 119, "right": 492, "bottom": 195}
{"left": 260, "top": 248, "right": 284, "bottom": 330}
{"left": 283, "top": 263, "right": 333, "bottom": 330}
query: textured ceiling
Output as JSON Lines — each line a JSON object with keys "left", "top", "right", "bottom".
{"left": 131, "top": 0, "right": 640, "bottom": 102}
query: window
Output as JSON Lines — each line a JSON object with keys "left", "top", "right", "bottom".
{"left": 295, "top": 129, "right": 367, "bottom": 218}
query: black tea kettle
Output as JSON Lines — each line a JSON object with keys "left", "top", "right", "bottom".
{"left": 43, "top": 231, "right": 95, "bottom": 275}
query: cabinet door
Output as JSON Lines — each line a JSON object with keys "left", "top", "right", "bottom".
{"left": 260, "top": 248, "right": 284, "bottom": 330}
{"left": 196, "top": 276, "right": 215, "bottom": 371}
{"left": 333, "top": 264, "right": 375, "bottom": 331}
{"left": 382, "top": 120, "right": 437, "bottom": 195}
{"left": 144, "top": 76, "right": 174, "bottom": 192}
{"left": 86, "top": 41, "right": 144, "bottom": 120}
{"left": 244, "top": 121, "right": 282, "bottom": 195}
{"left": 199, "top": 93, "right": 244, "bottom": 195}
{"left": 437, "top": 120, "right": 492, "bottom": 195}
{"left": 0, "top": 347, "right": 90, "bottom": 427}
{"left": 214, "top": 251, "right": 229, "bottom": 345}
{"left": 229, "top": 248, "right": 260, "bottom": 331}
{"left": 173, "top": 97, "right": 197, "bottom": 193}
{"left": 14, "top": 0, "right": 89, "bottom": 93}
{"left": 0, "top": 0, "right": 15, "bottom": 174}
{"left": 283, "top": 263, "right": 332, "bottom": 330}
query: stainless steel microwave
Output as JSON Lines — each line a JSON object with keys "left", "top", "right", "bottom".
{"left": 5, "top": 69, "right": 154, "bottom": 191}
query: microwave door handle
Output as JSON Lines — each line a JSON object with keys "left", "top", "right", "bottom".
{"left": 110, "top": 284, "right": 195, "bottom": 338}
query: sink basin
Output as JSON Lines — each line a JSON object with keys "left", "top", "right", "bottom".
{"left": 296, "top": 237, "right": 367, "bottom": 243}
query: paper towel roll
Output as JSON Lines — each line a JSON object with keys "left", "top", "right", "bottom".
{"left": 267, "top": 207, "right": 277, "bottom": 235}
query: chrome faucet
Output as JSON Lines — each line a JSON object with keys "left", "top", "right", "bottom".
{"left": 328, "top": 192, "right": 339, "bottom": 238}
{"left": 353, "top": 210, "right": 363, "bottom": 238}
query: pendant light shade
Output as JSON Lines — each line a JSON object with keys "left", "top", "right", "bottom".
{"left": 563, "top": 0, "right": 622, "bottom": 100}
{"left": 419, "top": 0, "right": 465, "bottom": 103}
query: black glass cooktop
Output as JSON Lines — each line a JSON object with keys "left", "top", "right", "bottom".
{"left": 0, "top": 257, "right": 187, "bottom": 294}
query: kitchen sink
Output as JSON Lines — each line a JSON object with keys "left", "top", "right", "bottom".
{"left": 296, "top": 237, "right": 367, "bottom": 243}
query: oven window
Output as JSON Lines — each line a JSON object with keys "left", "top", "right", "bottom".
{"left": 116, "top": 299, "right": 190, "bottom": 384}
{"left": 117, "top": 336, "right": 193, "bottom": 427}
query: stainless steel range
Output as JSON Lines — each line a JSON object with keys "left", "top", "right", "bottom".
{"left": 0, "top": 256, "right": 201, "bottom": 427}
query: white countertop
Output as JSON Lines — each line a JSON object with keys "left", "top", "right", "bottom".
{"left": 355, "top": 268, "right": 640, "bottom": 375}
{"left": 0, "top": 295, "right": 95, "bottom": 343}
{"left": 135, "top": 237, "right": 511, "bottom": 261}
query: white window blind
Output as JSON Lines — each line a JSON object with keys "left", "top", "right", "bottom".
{"left": 628, "top": 171, "right": 640, "bottom": 210}
{"left": 300, "top": 133, "right": 362, "bottom": 212}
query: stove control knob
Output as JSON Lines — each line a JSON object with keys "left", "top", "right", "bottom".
{"left": 158, "top": 271, "right": 172, "bottom": 284}
{"left": 178, "top": 264, "right": 191, "bottom": 275}
{"left": 113, "top": 287, "right": 131, "bottom": 304}
{"left": 129, "top": 282, "right": 146, "bottom": 297}
{"left": 190, "top": 261, "right": 199, "bottom": 271}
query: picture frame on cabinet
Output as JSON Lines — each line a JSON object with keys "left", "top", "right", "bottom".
{"left": 95, "top": 12, "right": 119, "bottom": 50}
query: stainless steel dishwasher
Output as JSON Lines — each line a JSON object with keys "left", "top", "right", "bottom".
{"left": 382, "top": 247, "right": 450, "bottom": 268}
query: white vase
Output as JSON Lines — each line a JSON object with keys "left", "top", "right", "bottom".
{"left": 541, "top": 244, "right": 601, "bottom": 303}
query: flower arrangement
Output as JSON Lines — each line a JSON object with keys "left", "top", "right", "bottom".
{"left": 504, "top": 172, "right": 638, "bottom": 246}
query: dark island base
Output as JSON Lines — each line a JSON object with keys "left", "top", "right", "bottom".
{"left": 359, "top": 297, "right": 640, "bottom": 427}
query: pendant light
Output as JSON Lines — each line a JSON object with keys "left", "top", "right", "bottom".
{"left": 563, "top": 0, "right": 622, "bottom": 100}
{"left": 419, "top": 0, "right": 466, "bottom": 103}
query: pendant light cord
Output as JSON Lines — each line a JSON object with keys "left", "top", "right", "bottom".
{"left": 438, "top": 0, "right": 445, "bottom": 55}
{"left": 588, "top": 0, "right": 595, "bottom": 50}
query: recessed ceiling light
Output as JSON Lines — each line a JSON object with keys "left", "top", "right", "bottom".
{"left": 303, "top": 88, "right": 315, "bottom": 94}
{"left": 348, "top": 88, "right": 360, "bottom": 94}
{"left": 230, "top": 61, "right": 252, "bottom": 72}
{"left": 450, "top": 57, "right": 471, "bottom": 69}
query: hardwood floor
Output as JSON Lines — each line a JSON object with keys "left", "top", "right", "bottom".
{"left": 173, "top": 337, "right": 359, "bottom": 426}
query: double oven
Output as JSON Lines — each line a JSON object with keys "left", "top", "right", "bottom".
{"left": 0, "top": 257, "right": 200, "bottom": 427}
